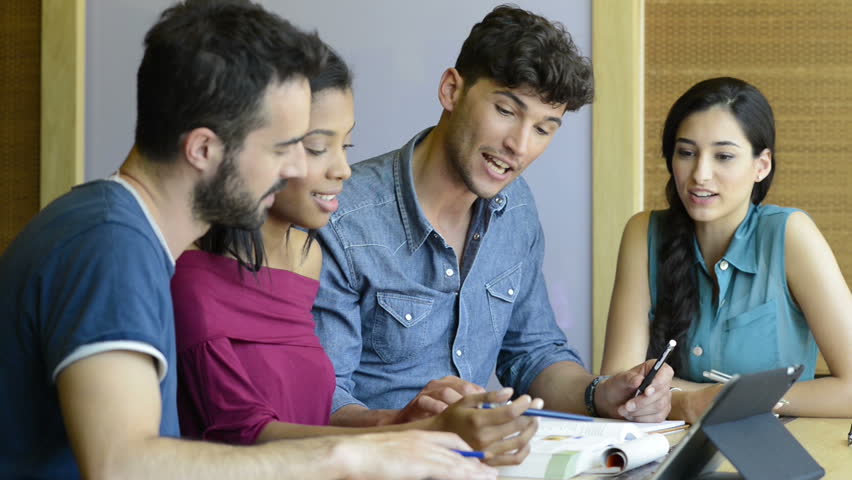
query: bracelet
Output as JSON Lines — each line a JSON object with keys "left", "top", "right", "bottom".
{"left": 584, "top": 375, "right": 610, "bottom": 417}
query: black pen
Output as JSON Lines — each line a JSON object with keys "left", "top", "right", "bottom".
{"left": 635, "top": 339, "right": 677, "bottom": 397}
{"left": 847, "top": 423, "right": 851, "bottom": 447}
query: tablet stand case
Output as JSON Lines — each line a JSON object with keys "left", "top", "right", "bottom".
{"left": 655, "top": 366, "right": 825, "bottom": 480}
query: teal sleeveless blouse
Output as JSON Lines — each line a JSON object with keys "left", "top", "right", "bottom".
{"left": 648, "top": 204, "right": 817, "bottom": 382}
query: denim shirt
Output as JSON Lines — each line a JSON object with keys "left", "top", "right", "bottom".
{"left": 648, "top": 204, "right": 817, "bottom": 382}
{"left": 313, "top": 128, "right": 582, "bottom": 412}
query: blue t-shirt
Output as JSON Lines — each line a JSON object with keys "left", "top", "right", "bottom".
{"left": 0, "top": 180, "right": 178, "bottom": 479}
{"left": 648, "top": 204, "right": 817, "bottom": 382}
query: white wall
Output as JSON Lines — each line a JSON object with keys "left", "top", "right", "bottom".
{"left": 85, "top": 0, "right": 593, "bottom": 367}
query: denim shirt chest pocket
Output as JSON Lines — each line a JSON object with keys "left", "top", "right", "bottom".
{"left": 485, "top": 262, "right": 522, "bottom": 339}
{"left": 371, "top": 292, "right": 435, "bottom": 364}
{"left": 718, "top": 298, "right": 779, "bottom": 374}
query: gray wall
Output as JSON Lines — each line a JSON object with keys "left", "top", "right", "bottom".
{"left": 86, "top": 0, "right": 593, "bottom": 367}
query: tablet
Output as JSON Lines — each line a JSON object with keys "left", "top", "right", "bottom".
{"left": 651, "top": 365, "right": 824, "bottom": 480}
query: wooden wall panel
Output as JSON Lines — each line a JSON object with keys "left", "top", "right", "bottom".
{"left": 0, "top": 1, "right": 41, "bottom": 252}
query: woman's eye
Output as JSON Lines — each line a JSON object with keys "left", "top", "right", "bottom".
{"left": 306, "top": 147, "right": 327, "bottom": 156}
{"left": 717, "top": 153, "right": 734, "bottom": 161}
{"left": 676, "top": 148, "right": 694, "bottom": 158}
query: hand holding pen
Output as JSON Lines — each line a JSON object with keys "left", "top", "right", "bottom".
{"left": 635, "top": 339, "right": 677, "bottom": 397}
{"left": 598, "top": 352, "right": 675, "bottom": 422}
{"left": 429, "top": 387, "right": 543, "bottom": 467}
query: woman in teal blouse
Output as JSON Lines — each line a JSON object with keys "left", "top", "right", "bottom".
{"left": 601, "top": 77, "right": 852, "bottom": 423}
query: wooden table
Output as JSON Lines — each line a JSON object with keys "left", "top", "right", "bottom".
{"left": 500, "top": 417, "right": 851, "bottom": 479}
{"left": 716, "top": 417, "right": 851, "bottom": 479}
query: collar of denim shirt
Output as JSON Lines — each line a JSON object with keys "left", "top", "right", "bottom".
{"left": 393, "top": 127, "right": 509, "bottom": 255}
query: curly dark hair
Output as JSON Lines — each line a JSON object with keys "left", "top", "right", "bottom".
{"left": 135, "top": 0, "right": 327, "bottom": 161}
{"left": 650, "top": 77, "right": 776, "bottom": 374}
{"left": 454, "top": 4, "right": 594, "bottom": 111}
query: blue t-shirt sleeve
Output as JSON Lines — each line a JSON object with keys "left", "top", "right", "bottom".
{"left": 36, "top": 223, "right": 173, "bottom": 382}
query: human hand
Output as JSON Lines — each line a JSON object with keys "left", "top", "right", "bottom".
{"left": 340, "top": 430, "right": 498, "bottom": 480}
{"left": 387, "top": 376, "right": 486, "bottom": 425}
{"left": 429, "top": 387, "right": 544, "bottom": 466}
{"left": 596, "top": 359, "right": 673, "bottom": 422}
{"left": 681, "top": 383, "right": 724, "bottom": 424}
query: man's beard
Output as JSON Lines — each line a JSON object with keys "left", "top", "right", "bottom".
{"left": 192, "top": 150, "right": 284, "bottom": 230}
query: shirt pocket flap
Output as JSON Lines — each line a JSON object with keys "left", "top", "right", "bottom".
{"left": 726, "top": 299, "right": 777, "bottom": 330}
{"left": 376, "top": 292, "right": 434, "bottom": 327}
{"left": 485, "top": 263, "right": 522, "bottom": 303}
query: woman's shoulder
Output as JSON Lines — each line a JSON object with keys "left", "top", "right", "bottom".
{"left": 753, "top": 204, "right": 810, "bottom": 236}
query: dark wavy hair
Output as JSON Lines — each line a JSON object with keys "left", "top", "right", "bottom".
{"left": 650, "top": 77, "right": 776, "bottom": 374}
{"left": 196, "top": 48, "right": 353, "bottom": 272}
{"left": 454, "top": 4, "right": 593, "bottom": 110}
{"left": 135, "top": 0, "right": 327, "bottom": 162}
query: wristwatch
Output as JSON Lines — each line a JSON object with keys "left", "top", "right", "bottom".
{"left": 584, "top": 375, "right": 610, "bottom": 417}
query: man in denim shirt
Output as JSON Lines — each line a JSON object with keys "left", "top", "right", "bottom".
{"left": 314, "top": 5, "right": 674, "bottom": 463}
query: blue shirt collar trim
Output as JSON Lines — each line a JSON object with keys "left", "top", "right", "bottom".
{"left": 394, "top": 128, "right": 435, "bottom": 253}
{"left": 692, "top": 203, "right": 759, "bottom": 274}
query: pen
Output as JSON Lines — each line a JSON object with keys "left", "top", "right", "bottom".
{"left": 635, "top": 339, "right": 677, "bottom": 397}
{"left": 847, "top": 423, "right": 851, "bottom": 447}
{"left": 453, "top": 449, "right": 486, "bottom": 459}
{"left": 480, "top": 403, "right": 593, "bottom": 422}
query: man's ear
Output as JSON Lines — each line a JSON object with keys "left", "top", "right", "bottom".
{"left": 182, "top": 127, "right": 223, "bottom": 173}
{"left": 437, "top": 68, "right": 465, "bottom": 112}
{"left": 755, "top": 148, "right": 772, "bottom": 182}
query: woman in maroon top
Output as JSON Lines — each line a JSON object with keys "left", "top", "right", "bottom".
{"left": 171, "top": 48, "right": 543, "bottom": 466}
{"left": 172, "top": 48, "right": 355, "bottom": 444}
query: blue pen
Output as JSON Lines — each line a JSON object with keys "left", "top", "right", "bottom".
{"left": 453, "top": 449, "right": 486, "bottom": 459}
{"left": 480, "top": 403, "right": 594, "bottom": 422}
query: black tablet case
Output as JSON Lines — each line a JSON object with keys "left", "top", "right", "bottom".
{"left": 653, "top": 365, "right": 825, "bottom": 480}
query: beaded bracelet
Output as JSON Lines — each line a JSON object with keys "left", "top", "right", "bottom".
{"left": 584, "top": 375, "right": 610, "bottom": 417}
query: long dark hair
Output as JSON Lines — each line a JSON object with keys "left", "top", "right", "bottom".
{"left": 195, "top": 48, "right": 353, "bottom": 272}
{"left": 650, "top": 77, "right": 776, "bottom": 374}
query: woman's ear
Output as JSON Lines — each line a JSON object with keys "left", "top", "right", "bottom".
{"left": 755, "top": 148, "right": 772, "bottom": 182}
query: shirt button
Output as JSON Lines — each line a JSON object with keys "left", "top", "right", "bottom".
{"left": 432, "top": 233, "right": 439, "bottom": 238}
{"left": 404, "top": 313, "right": 412, "bottom": 321}
{"left": 719, "top": 260, "right": 729, "bottom": 271}
{"left": 508, "top": 288, "right": 514, "bottom": 296}
{"left": 445, "top": 268, "right": 454, "bottom": 277}
{"left": 693, "top": 345, "right": 704, "bottom": 357}
{"left": 455, "top": 349, "right": 463, "bottom": 357}
{"left": 473, "top": 232, "right": 480, "bottom": 240}
{"left": 495, "top": 198, "right": 504, "bottom": 204}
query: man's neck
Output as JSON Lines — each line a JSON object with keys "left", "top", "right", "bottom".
{"left": 412, "top": 124, "right": 478, "bottom": 226}
{"left": 412, "top": 124, "right": 478, "bottom": 262}
{"left": 118, "top": 147, "right": 208, "bottom": 259}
